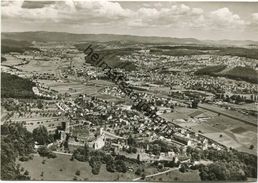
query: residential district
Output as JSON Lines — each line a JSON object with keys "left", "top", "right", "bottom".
{"left": 1, "top": 41, "right": 257, "bottom": 181}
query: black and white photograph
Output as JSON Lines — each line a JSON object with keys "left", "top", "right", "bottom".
{"left": 1, "top": 0, "right": 258, "bottom": 182}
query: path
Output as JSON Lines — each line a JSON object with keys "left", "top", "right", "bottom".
{"left": 132, "top": 167, "right": 179, "bottom": 181}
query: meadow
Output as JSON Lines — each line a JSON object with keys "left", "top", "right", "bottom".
{"left": 18, "top": 154, "right": 138, "bottom": 181}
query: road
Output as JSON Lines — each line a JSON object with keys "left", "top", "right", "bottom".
{"left": 132, "top": 167, "right": 179, "bottom": 181}
{"left": 53, "top": 151, "right": 73, "bottom": 156}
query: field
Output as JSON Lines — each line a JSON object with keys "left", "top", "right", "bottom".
{"left": 18, "top": 153, "right": 139, "bottom": 181}
{"left": 1, "top": 55, "right": 24, "bottom": 66}
{"left": 10, "top": 116, "right": 63, "bottom": 132}
{"left": 146, "top": 169, "right": 201, "bottom": 181}
{"left": 179, "top": 113, "right": 257, "bottom": 155}
{"left": 161, "top": 107, "right": 199, "bottom": 120}
{"left": 161, "top": 106, "right": 257, "bottom": 155}
{"left": 18, "top": 153, "right": 201, "bottom": 181}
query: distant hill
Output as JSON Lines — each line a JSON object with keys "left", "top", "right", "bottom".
{"left": 205, "top": 39, "right": 258, "bottom": 47}
{"left": 2, "top": 39, "right": 33, "bottom": 47}
{"left": 2, "top": 31, "right": 258, "bottom": 46}
{"left": 150, "top": 45, "right": 258, "bottom": 59}
{"left": 195, "top": 65, "right": 258, "bottom": 84}
{"left": 0, "top": 31, "right": 204, "bottom": 44}
{"left": 1, "top": 39, "right": 40, "bottom": 54}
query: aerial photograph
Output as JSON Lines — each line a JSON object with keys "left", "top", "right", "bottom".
{"left": 1, "top": 0, "right": 258, "bottom": 182}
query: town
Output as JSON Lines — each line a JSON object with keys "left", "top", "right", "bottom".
{"left": 1, "top": 35, "right": 257, "bottom": 181}
{"left": 2, "top": 1, "right": 258, "bottom": 182}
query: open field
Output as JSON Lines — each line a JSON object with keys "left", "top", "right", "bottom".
{"left": 37, "top": 79, "right": 117, "bottom": 98}
{"left": 199, "top": 103, "right": 257, "bottom": 125}
{"left": 2, "top": 55, "right": 23, "bottom": 66}
{"left": 161, "top": 107, "right": 199, "bottom": 120}
{"left": 17, "top": 60, "right": 58, "bottom": 73}
{"left": 18, "top": 154, "right": 139, "bottom": 181}
{"left": 171, "top": 110, "right": 257, "bottom": 155}
{"left": 10, "top": 116, "right": 64, "bottom": 132}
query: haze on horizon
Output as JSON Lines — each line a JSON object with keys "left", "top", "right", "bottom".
{"left": 2, "top": 0, "right": 258, "bottom": 41}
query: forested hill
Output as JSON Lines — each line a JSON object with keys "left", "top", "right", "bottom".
{"left": 1, "top": 39, "right": 40, "bottom": 54}
{"left": 1, "top": 72, "right": 36, "bottom": 99}
{"left": 2, "top": 31, "right": 202, "bottom": 44}
{"left": 195, "top": 65, "right": 258, "bottom": 84}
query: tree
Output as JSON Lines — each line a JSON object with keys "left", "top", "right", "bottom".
{"left": 1, "top": 123, "right": 34, "bottom": 180}
{"left": 106, "top": 162, "right": 115, "bottom": 173}
{"left": 24, "top": 170, "right": 29, "bottom": 176}
{"left": 115, "top": 160, "right": 127, "bottom": 173}
{"left": 199, "top": 162, "right": 247, "bottom": 181}
{"left": 151, "top": 144, "right": 161, "bottom": 155}
{"left": 141, "top": 173, "right": 146, "bottom": 180}
{"left": 75, "top": 170, "right": 80, "bottom": 176}
{"left": 83, "top": 144, "right": 90, "bottom": 161}
{"left": 137, "top": 154, "right": 140, "bottom": 162}
{"left": 128, "top": 135, "right": 136, "bottom": 146}
{"left": 37, "top": 146, "right": 56, "bottom": 158}
{"left": 135, "top": 168, "right": 142, "bottom": 176}
{"left": 33, "top": 126, "right": 49, "bottom": 145}
{"left": 192, "top": 100, "right": 199, "bottom": 108}
{"left": 89, "top": 156, "right": 101, "bottom": 175}
{"left": 103, "top": 154, "right": 113, "bottom": 164}
{"left": 179, "top": 164, "right": 188, "bottom": 173}
{"left": 37, "top": 100, "right": 43, "bottom": 109}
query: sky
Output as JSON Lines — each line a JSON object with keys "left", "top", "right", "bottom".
{"left": 2, "top": 0, "right": 258, "bottom": 41}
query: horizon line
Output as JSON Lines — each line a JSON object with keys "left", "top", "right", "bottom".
{"left": 2, "top": 30, "right": 258, "bottom": 43}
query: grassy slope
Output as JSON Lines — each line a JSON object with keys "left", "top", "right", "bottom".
{"left": 18, "top": 154, "right": 137, "bottom": 181}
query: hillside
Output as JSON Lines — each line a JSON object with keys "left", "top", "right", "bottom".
{"left": 224, "top": 66, "right": 258, "bottom": 83}
{"left": 1, "top": 57, "right": 7, "bottom": 62}
{"left": 195, "top": 65, "right": 258, "bottom": 84}
{"left": 2, "top": 31, "right": 258, "bottom": 46}
{"left": 1, "top": 72, "right": 37, "bottom": 98}
{"left": 195, "top": 65, "right": 227, "bottom": 75}
{"left": 0, "top": 31, "right": 204, "bottom": 44}
{"left": 82, "top": 46, "right": 138, "bottom": 71}
{"left": 150, "top": 45, "right": 258, "bottom": 59}
{"left": 1, "top": 39, "right": 40, "bottom": 54}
